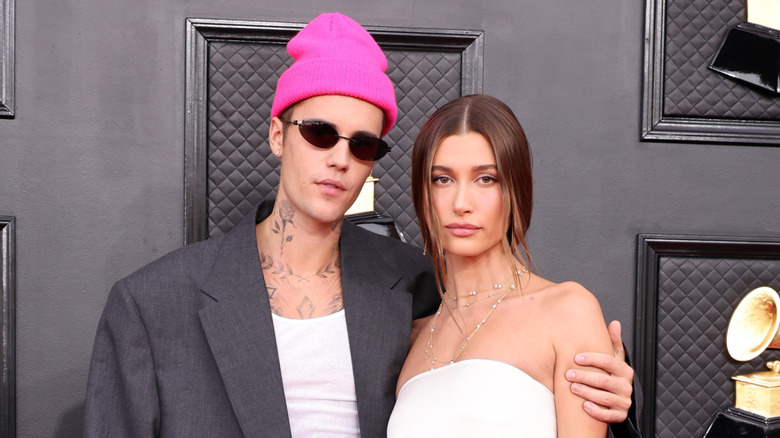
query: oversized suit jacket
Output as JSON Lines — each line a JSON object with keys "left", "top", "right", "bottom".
{"left": 84, "top": 201, "right": 642, "bottom": 437}
{"left": 83, "top": 201, "right": 440, "bottom": 437}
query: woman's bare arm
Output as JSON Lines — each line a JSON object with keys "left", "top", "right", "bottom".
{"left": 551, "top": 282, "right": 612, "bottom": 438}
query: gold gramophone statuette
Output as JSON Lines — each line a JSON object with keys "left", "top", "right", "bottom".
{"left": 747, "top": 0, "right": 780, "bottom": 32}
{"left": 734, "top": 361, "right": 780, "bottom": 418}
{"left": 345, "top": 175, "right": 378, "bottom": 215}
{"left": 727, "top": 286, "right": 780, "bottom": 418}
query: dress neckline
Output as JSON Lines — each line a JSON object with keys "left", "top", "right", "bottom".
{"left": 399, "top": 358, "right": 553, "bottom": 397}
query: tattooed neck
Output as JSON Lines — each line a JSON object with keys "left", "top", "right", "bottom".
{"left": 269, "top": 200, "right": 297, "bottom": 256}
{"left": 260, "top": 251, "right": 344, "bottom": 319}
{"left": 259, "top": 251, "right": 341, "bottom": 283}
{"left": 259, "top": 199, "right": 347, "bottom": 318}
{"left": 267, "top": 199, "right": 343, "bottom": 255}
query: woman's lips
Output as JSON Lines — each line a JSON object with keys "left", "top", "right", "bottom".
{"left": 445, "top": 223, "right": 480, "bottom": 237}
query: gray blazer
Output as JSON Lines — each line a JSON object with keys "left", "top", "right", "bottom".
{"left": 83, "top": 201, "right": 439, "bottom": 437}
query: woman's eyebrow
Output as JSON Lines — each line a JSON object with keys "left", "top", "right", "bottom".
{"left": 431, "top": 164, "right": 497, "bottom": 172}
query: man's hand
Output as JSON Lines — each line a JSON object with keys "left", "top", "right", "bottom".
{"left": 565, "top": 320, "right": 634, "bottom": 423}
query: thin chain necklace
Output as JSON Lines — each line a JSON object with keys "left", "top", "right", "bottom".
{"left": 448, "top": 273, "right": 515, "bottom": 298}
{"left": 445, "top": 281, "right": 516, "bottom": 309}
{"left": 425, "top": 267, "right": 527, "bottom": 369}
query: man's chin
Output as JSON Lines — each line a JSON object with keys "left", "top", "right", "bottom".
{"left": 309, "top": 203, "right": 351, "bottom": 226}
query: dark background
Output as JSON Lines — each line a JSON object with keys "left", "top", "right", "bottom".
{"left": 1, "top": 0, "right": 779, "bottom": 436}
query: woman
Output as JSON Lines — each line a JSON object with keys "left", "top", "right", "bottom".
{"left": 387, "top": 94, "right": 613, "bottom": 437}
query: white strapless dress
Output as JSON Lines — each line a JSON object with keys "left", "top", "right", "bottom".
{"left": 387, "top": 359, "right": 556, "bottom": 437}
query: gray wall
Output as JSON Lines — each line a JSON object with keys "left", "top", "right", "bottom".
{"left": 1, "top": 0, "right": 778, "bottom": 436}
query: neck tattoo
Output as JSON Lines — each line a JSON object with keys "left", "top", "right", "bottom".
{"left": 425, "top": 267, "right": 527, "bottom": 369}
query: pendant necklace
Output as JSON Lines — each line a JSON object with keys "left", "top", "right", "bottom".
{"left": 425, "top": 267, "right": 527, "bottom": 369}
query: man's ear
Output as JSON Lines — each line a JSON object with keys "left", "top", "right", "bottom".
{"left": 269, "top": 117, "right": 285, "bottom": 155}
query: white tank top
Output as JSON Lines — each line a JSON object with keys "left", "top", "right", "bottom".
{"left": 271, "top": 309, "right": 360, "bottom": 437}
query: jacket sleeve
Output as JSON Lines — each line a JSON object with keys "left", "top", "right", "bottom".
{"left": 411, "top": 258, "right": 440, "bottom": 319}
{"left": 83, "top": 280, "right": 160, "bottom": 437}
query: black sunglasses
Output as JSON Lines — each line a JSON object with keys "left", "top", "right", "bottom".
{"left": 279, "top": 118, "right": 390, "bottom": 161}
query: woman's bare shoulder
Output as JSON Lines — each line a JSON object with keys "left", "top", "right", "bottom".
{"left": 411, "top": 312, "right": 436, "bottom": 339}
{"left": 524, "top": 279, "right": 606, "bottom": 337}
{"left": 534, "top": 279, "right": 600, "bottom": 308}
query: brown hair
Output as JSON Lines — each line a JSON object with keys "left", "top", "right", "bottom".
{"left": 411, "top": 94, "right": 533, "bottom": 295}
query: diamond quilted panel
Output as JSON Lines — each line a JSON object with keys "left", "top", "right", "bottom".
{"left": 208, "top": 42, "right": 291, "bottom": 236}
{"left": 375, "top": 50, "right": 462, "bottom": 246}
{"left": 207, "top": 40, "right": 464, "bottom": 245}
{"left": 654, "top": 256, "right": 780, "bottom": 438}
{"left": 663, "top": 0, "right": 780, "bottom": 120}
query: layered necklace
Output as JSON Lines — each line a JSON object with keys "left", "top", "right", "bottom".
{"left": 425, "top": 267, "right": 527, "bottom": 369}
{"left": 443, "top": 272, "right": 517, "bottom": 309}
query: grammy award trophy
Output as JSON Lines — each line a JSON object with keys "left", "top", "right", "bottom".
{"left": 704, "top": 287, "right": 780, "bottom": 437}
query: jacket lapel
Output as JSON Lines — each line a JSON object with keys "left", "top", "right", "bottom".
{"left": 340, "top": 222, "right": 411, "bottom": 437}
{"left": 198, "top": 205, "right": 292, "bottom": 438}
{"left": 196, "top": 205, "right": 413, "bottom": 437}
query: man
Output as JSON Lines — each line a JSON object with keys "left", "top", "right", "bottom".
{"left": 84, "top": 12, "right": 639, "bottom": 437}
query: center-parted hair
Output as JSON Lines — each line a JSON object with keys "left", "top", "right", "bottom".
{"left": 411, "top": 94, "right": 533, "bottom": 295}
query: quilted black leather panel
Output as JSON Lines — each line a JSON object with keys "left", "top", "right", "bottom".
{"left": 664, "top": 0, "right": 780, "bottom": 120}
{"left": 654, "top": 256, "right": 780, "bottom": 437}
{"left": 208, "top": 42, "right": 290, "bottom": 236}
{"left": 207, "top": 42, "right": 463, "bottom": 246}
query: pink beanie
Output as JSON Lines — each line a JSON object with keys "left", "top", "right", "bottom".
{"left": 271, "top": 13, "right": 397, "bottom": 137}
